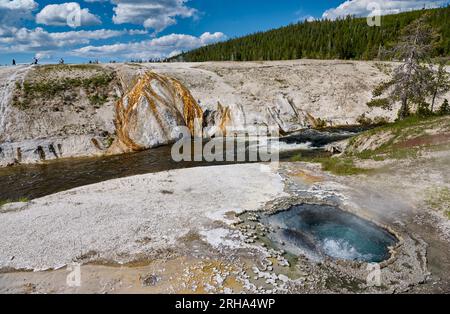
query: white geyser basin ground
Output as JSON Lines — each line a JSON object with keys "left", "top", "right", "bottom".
{"left": 0, "top": 164, "right": 286, "bottom": 271}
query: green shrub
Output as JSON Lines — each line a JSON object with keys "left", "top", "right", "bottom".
{"left": 373, "top": 116, "right": 389, "bottom": 125}
{"left": 416, "top": 102, "right": 434, "bottom": 117}
{"left": 357, "top": 114, "right": 373, "bottom": 126}
{"left": 88, "top": 94, "right": 109, "bottom": 107}
{"left": 438, "top": 99, "right": 450, "bottom": 115}
{"left": 367, "top": 98, "right": 391, "bottom": 110}
{"left": 357, "top": 114, "right": 389, "bottom": 126}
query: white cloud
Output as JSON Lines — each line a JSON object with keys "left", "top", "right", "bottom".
{"left": 143, "top": 15, "right": 176, "bottom": 31}
{"left": 111, "top": 0, "right": 197, "bottom": 33}
{"left": 0, "top": 27, "right": 142, "bottom": 52}
{"left": 0, "top": 0, "right": 218, "bottom": 62}
{"left": 0, "top": 0, "right": 36, "bottom": 9}
{"left": 35, "top": 52, "right": 52, "bottom": 60}
{"left": 297, "top": 15, "right": 316, "bottom": 22}
{"left": 322, "top": 0, "right": 448, "bottom": 19}
{"left": 127, "top": 29, "right": 149, "bottom": 35}
{"left": 73, "top": 31, "right": 227, "bottom": 59}
{"left": 199, "top": 32, "right": 227, "bottom": 43}
{"left": 0, "top": 0, "right": 38, "bottom": 26}
{"left": 36, "top": 2, "right": 101, "bottom": 27}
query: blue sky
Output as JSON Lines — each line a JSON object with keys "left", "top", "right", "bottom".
{"left": 0, "top": 0, "right": 448, "bottom": 64}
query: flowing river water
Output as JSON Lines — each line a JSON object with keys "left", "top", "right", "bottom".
{"left": 0, "top": 126, "right": 367, "bottom": 201}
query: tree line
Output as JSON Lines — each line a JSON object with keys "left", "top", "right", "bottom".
{"left": 170, "top": 6, "right": 450, "bottom": 62}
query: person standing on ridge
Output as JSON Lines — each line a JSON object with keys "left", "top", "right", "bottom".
{"left": 12, "top": 59, "right": 16, "bottom": 66}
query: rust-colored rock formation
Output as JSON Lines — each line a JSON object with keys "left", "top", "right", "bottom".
{"left": 109, "top": 71, "right": 203, "bottom": 154}
{"left": 203, "top": 102, "right": 247, "bottom": 137}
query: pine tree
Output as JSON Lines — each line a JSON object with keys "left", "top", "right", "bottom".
{"left": 429, "top": 61, "right": 450, "bottom": 112}
{"left": 439, "top": 99, "right": 450, "bottom": 115}
{"left": 367, "top": 16, "right": 438, "bottom": 119}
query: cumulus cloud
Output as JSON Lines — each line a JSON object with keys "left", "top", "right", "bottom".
{"left": 111, "top": 0, "right": 197, "bottom": 33}
{"left": 0, "top": 0, "right": 36, "bottom": 9}
{"left": 73, "top": 31, "right": 227, "bottom": 59}
{"left": 0, "top": 0, "right": 38, "bottom": 26}
{"left": 0, "top": 0, "right": 219, "bottom": 61}
{"left": 0, "top": 27, "right": 142, "bottom": 52}
{"left": 36, "top": 2, "right": 101, "bottom": 27}
{"left": 143, "top": 15, "right": 176, "bottom": 30}
{"left": 35, "top": 52, "right": 52, "bottom": 60}
{"left": 322, "top": 0, "right": 448, "bottom": 19}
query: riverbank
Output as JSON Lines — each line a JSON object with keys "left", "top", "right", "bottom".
{"left": 0, "top": 125, "right": 365, "bottom": 201}
{"left": 1, "top": 60, "right": 405, "bottom": 167}
{"left": 0, "top": 164, "right": 286, "bottom": 271}
{"left": 1, "top": 145, "right": 448, "bottom": 293}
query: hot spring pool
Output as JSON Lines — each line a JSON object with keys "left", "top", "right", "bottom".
{"left": 262, "top": 204, "right": 397, "bottom": 263}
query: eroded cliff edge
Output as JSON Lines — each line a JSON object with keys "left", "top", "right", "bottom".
{"left": 0, "top": 60, "right": 419, "bottom": 166}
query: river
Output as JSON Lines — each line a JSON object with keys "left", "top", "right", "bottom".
{"left": 0, "top": 126, "right": 365, "bottom": 201}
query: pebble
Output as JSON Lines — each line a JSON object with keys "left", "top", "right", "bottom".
{"left": 278, "top": 274, "right": 289, "bottom": 283}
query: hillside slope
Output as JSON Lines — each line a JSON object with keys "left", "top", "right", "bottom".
{"left": 172, "top": 7, "right": 450, "bottom": 62}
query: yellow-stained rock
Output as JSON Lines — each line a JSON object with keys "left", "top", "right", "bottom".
{"left": 109, "top": 71, "right": 203, "bottom": 154}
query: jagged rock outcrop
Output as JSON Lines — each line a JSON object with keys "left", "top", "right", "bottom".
{"left": 108, "top": 71, "right": 203, "bottom": 154}
{"left": 267, "top": 95, "right": 310, "bottom": 133}
{"left": 203, "top": 96, "right": 325, "bottom": 137}
{"left": 203, "top": 102, "right": 247, "bottom": 137}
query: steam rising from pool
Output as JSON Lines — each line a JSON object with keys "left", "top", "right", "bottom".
{"left": 263, "top": 204, "right": 397, "bottom": 263}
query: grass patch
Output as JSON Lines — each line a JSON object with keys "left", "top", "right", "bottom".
{"left": 20, "top": 74, "right": 114, "bottom": 95}
{"left": 318, "top": 158, "right": 369, "bottom": 175}
{"left": 13, "top": 67, "right": 116, "bottom": 109}
{"left": 0, "top": 197, "right": 29, "bottom": 207}
{"left": 291, "top": 115, "right": 448, "bottom": 177}
{"left": 0, "top": 199, "right": 10, "bottom": 207}
{"left": 88, "top": 93, "right": 109, "bottom": 108}
{"left": 290, "top": 116, "right": 448, "bottom": 177}
{"left": 290, "top": 154, "right": 369, "bottom": 176}
{"left": 37, "top": 64, "right": 102, "bottom": 73}
{"left": 355, "top": 145, "right": 420, "bottom": 161}
{"left": 359, "top": 115, "right": 446, "bottom": 138}
{"left": 347, "top": 115, "right": 449, "bottom": 161}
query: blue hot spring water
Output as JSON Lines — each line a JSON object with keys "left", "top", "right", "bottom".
{"left": 263, "top": 204, "right": 397, "bottom": 263}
